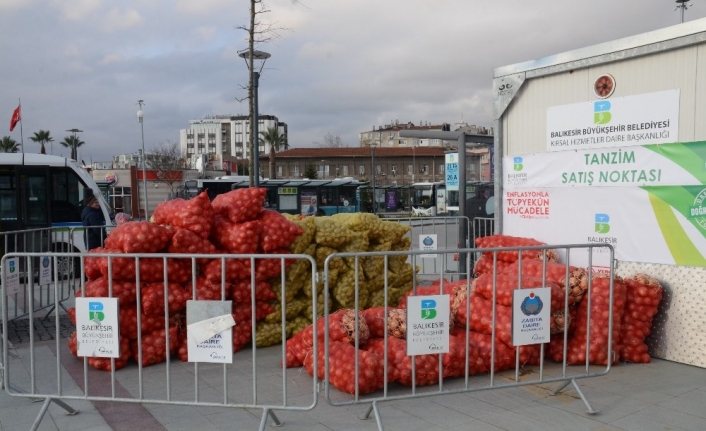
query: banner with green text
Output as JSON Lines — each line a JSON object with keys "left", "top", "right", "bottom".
{"left": 503, "top": 141, "right": 706, "bottom": 268}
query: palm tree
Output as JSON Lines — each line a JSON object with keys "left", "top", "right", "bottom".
{"left": 259, "top": 127, "right": 288, "bottom": 179}
{"left": 60, "top": 135, "right": 85, "bottom": 160}
{"left": 30, "top": 130, "right": 54, "bottom": 154}
{"left": 0, "top": 136, "right": 20, "bottom": 153}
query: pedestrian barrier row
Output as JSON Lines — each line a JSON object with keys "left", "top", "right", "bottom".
{"left": 3, "top": 241, "right": 618, "bottom": 431}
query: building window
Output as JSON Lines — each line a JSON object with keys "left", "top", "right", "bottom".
{"left": 109, "top": 186, "right": 132, "bottom": 216}
{"left": 293, "top": 165, "right": 299, "bottom": 177}
{"left": 277, "top": 165, "right": 282, "bottom": 176}
{"left": 359, "top": 165, "right": 365, "bottom": 175}
{"left": 342, "top": 165, "right": 348, "bottom": 176}
{"left": 399, "top": 140, "right": 406, "bottom": 146}
{"left": 391, "top": 164, "right": 398, "bottom": 175}
{"left": 407, "top": 164, "right": 413, "bottom": 174}
{"left": 439, "top": 164, "right": 445, "bottom": 173}
{"left": 421, "top": 165, "right": 429, "bottom": 174}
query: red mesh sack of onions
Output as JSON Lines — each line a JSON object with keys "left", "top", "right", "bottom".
{"left": 140, "top": 282, "right": 192, "bottom": 315}
{"left": 397, "top": 278, "right": 466, "bottom": 310}
{"left": 81, "top": 277, "right": 137, "bottom": 306}
{"left": 453, "top": 293, "right": 541, "bottom": 366}
{"left": 501, "top": 260, "right": 588, "bottom": 304}
{"left": 440, "top": 330, "right": 484, "bottom": 378}
{"left": 152, "top": 191, "right": 214, "bottom": 239}
{"left": 210, "top": 216, "right": 260, "bottom": 255}
{"left": 104, "top": 221, "right": 175, "bottom": 253}
{"left": 305, "top": 340, "right": 385, "bottom": 395}
{"left": 99, "top": 253, "right": 192, "bottom": 283}
{"left": 360, "top": 307, "right": 395, "bottom": 338}
{"left": 618, "top": 274, "right": 663, "bottom": 363}
{"left": 230, "top": 279, "right": 277, "bottom": 303}
{"left": 472, "top": 272, "right": 565, "bottom": 312}
{"left": 474, "top": 235, "right": 558, "bottom": 262}
{"left": 130, "top": 326, "right": 179, "bottom": 367}
{"left": 257, "top": 209, "right": 304, "bottom": 252}
{"left": 255, "top": 251, "right": 295, "bottom": 281}
{"left": 201, "top": 255, "right": 252, "bottom": 283}
{"left": 468, "top": 331, "right": 521, "bottom": 372}
{"left": 83, "top": 247, "right": 107, "bottom": 280}
{"left": 473, "top": 254, "right": 513, "bottom": 276}
{"left": 68, "top": 332, "right": 132, "bottom": 372}
{"left": 285, "top": 309, "right": 370, "bottom": 368}
{"left": 186, "top": 276, "right": 231, "bottom": 301}
{"left": 211, "top": 187, "right": 266, "bottom": 224}
{"left": 361, "top": 336, "right": 439, "bottom": 386}
{"left": 566, "top": 273, "right": 627, "bottom": 365}
{"left": 119, "top": 304, "right": 166, "bottom": 340}
{"left": 167, "top": 228, "right": 217, "bottom": 265}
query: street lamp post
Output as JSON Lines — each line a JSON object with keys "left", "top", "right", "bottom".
{"left": 238, "top": 49, "right": 271, "bottom": 188}
{"left": 136, "top": 100, "right": 149, "bottom": 220}
{"left": 65, "top": 128, "right": 83, "bottom": 161}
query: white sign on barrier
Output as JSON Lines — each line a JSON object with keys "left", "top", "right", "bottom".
{"left": 76, "top": 297, "right": 120, "bottom": 358}
{"left": 39, "top": 256, "right": 52, "bottom": 285}
{"left": 419, "top": 234, "right": 438, "bottom": 258}
{"left": 4, "top": 258, "right": 21, "bottom": 296}
{"left": 186, "top": 300, "right": 234, "bottom": 364}
{"left": 512, "top": 288, "right": 551, "bottom": 346}
{"left": 406, "top": 295, "right": 450, "bottom": 355}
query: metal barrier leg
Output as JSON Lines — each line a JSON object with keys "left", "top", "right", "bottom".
{"left": 258, "top": 408, "right": 282, "bottom": 430}
{"left": 359, "top": 401, "right": 385, "bottom": 431}
{"left": 30, "top": 398, "right": 52, "bottom": 431}
{"left": 549, "top": 379, "right": 598, "bottom": 415}
{"left": 570, "top": 379, "right": 599, "bottom": 415}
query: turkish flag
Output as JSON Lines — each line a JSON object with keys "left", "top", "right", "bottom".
{"left": 9, "top": 105, "right": 20, "bottom": 132}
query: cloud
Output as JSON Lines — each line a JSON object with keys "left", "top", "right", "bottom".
{"left": 101, "top": 53, "right": 123, "bottom": 65}
{"left": 104, "top": 8, "right": 143, "bottom": 32}
{"left": 51, "top": 0, "right": 102, "bottom": 21}
{"left": 297, "top": 42, "right": 344, "bottom": 61}
{"left": 195, "top": 26, "right": 217, "bottom": 42}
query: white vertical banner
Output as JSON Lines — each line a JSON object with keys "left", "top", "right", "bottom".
{"left": 512, "top": 288, "right": 551, "bottom": 346}
{"left": 419, "top": 234, "right": 438, "bottom": 258}
{"left": 39, "top": 256, "right": 52, "bottom": 285}
{"left": 406, "top": 295, "right": 450, "bottom": 355}
{"left": 445, "top": 153, "right": 459, "bottom": 191}
{"left": 76, "top": 297, "right": 121, "bottom": 358}
{"left": 4, "top": 258, "right": 21, "bottom": 296}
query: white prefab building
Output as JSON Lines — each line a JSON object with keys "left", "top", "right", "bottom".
{"left": 493, "top": 18, "right": 706, "bottom": 368}
{"left": 179, "top": 115, "right": 287, "bottom": 170}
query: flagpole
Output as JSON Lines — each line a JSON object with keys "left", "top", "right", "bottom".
{"left": 18, "top": 98, "right": 24, "bottom": 153}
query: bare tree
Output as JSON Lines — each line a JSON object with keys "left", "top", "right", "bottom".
{"left": 314, "top": 132, "right": 347, "bottom": 148}
{"left": 149, "top": 141, "right": 187, "bottom": 194}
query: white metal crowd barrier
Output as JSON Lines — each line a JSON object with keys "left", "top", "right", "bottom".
{"left": 322, "top": 243, "right": 617, "bottom": 431}
{"left": 385, "top": 215, "right": 471, "bottom": 279}
{"left": 1, "top": 251, "right": 319, "bottom": 431}
{"left": 0, "top": 225, "right": 107, "bottom": 322}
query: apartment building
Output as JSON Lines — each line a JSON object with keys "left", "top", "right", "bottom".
{"left": 179, "top": 115, "right": 287, "bottom": 169}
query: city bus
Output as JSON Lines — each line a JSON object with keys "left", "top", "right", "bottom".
{"left": 411, "top": 181, "right": 447, "bottom": 216}
{"left": 183, "top": 177, "right": 366, "bottom": 216}
{"left": 0, "top": 153, "right": 114, "bottom": 278}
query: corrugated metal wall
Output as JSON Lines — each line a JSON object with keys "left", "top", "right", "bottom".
{"left": 502, "top": 43, "right": 705, "bottom": 156}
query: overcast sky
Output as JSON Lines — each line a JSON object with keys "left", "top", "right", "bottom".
{"left": 1, "top": 0, "right": 704, "bottom": 162}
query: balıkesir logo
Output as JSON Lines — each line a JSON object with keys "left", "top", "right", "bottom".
{"left": 420, "top": 299, "right": 437, "bottom": 320}
{"left": 89, "top": 301, "right": 105, "bottom": 322}
{"left": 513, "top": 156, "right": 523, "bottom": 172}
{"left": 8, "top": 260, "right": 15, "bottom": 273}
{"left": 594, "top": 100, "right": 612, "bottom": 125}
{"left": 595, "top": 213, "right": 610, "bottom": 234}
